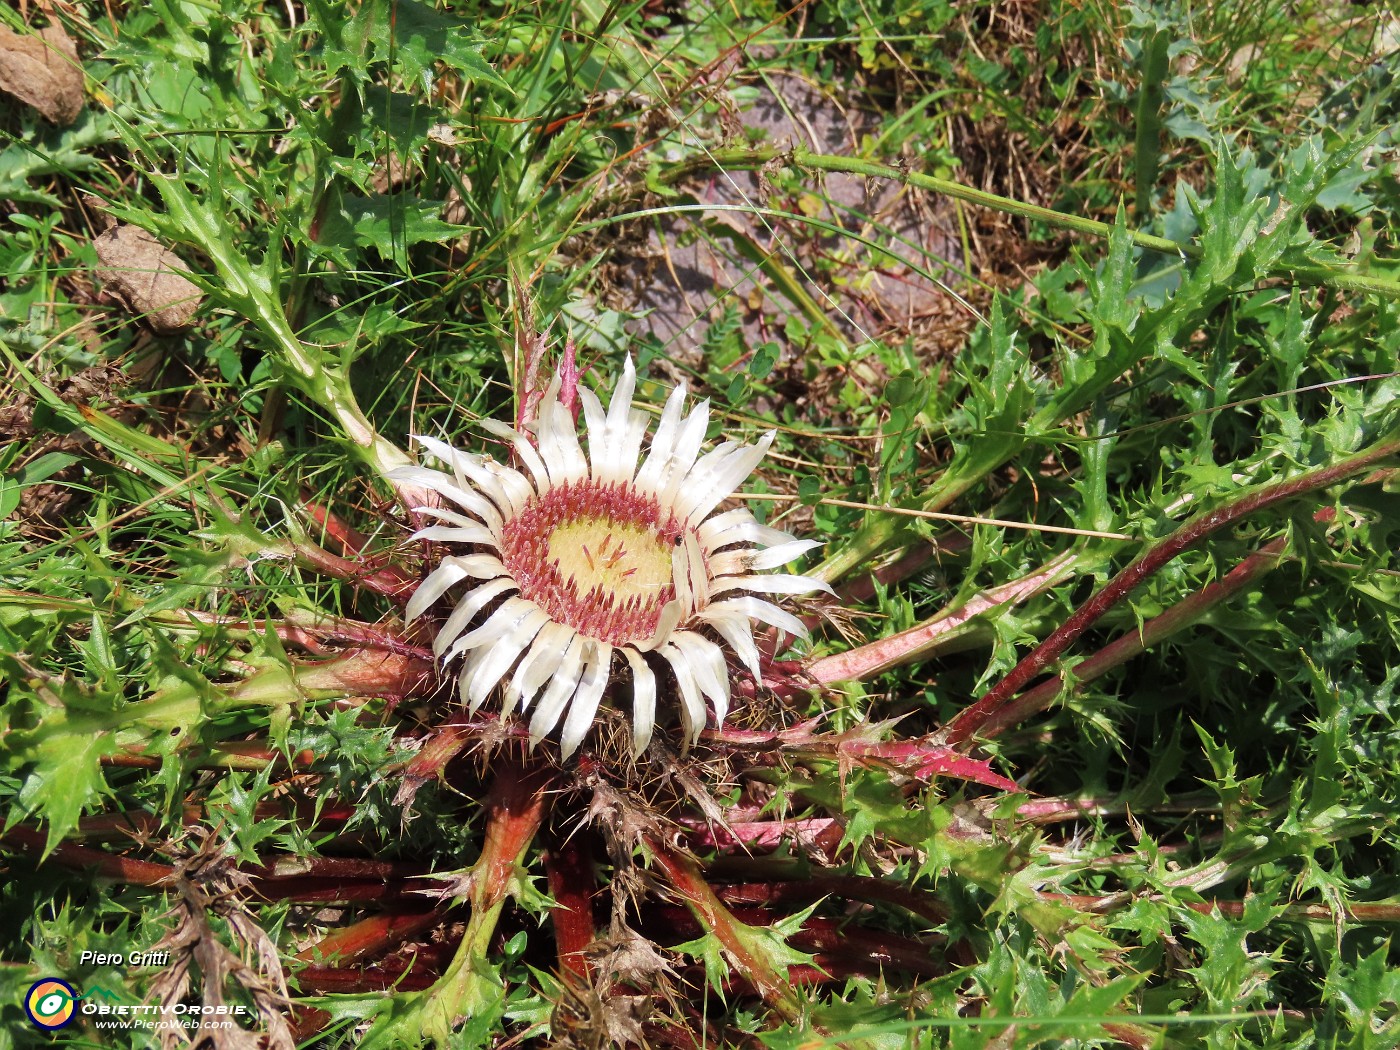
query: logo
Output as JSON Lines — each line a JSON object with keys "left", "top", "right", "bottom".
{"left": 20, "top": 971, "right": 248, "bottom": 1033}
{"left": 25, "top": 978, "right": 78, "bottom": 1030}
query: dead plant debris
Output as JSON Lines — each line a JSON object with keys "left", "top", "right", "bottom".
{"left": 93, "top": 224, "right": 204, "bottom": 335}
{"left": 0, "top": 20, "right": 83, "bottom": 125}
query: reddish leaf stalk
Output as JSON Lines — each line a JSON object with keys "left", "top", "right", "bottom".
{"left": 700, "top": 716, "right": 827, "bottom": 750}
{"left": 544, "top": 833, "right": 599, "bottom": 978}
{"left": 1042, "top": 892, "right": 1400, "bottom": 924}
{"left": 945, "top": 438, "right": 1400, "bottom": 746}
{"left": 808, "top": 552, "right": 1077, "bottom": 685}
{"left": 644, "top": 835, "right": 805, "bottom": 1025}
{"left": 789, "top": 919, "right": 945, "bottom": 980}
{"left": 294, "top": 909, "right": 446, "bottom": 966}
{"left": 703, "top": 719, "right": 1017, "bottom": 790}
{"left": 276, "top": 616, "right": 432, "bottom": 660}
{"left": 970, "top": 509, "right": 1336, "bottom": 739}
{"left": 394, "top": 724, "right": 477, "bottom": 807}
{"left": 681, "top": 817, "right": 840, "bottom": 853}
{"left": 70, "top": 799, "right": 355, "bottom": 842}
{"left": 471, "top": 758, "right": 554, "bottom": 914}
{"left": 855, "top": 740, "right": 1019, "bottom": 790}
{"left": 4, "top": 826, "right": 175, "bottom": 884}
{"left": 694, "top": 958, "right": 887, "bottom": 994}
{"left": 70, "top": 808, "right": 202, "bottom": 839}
{"left": 251, "top": 878, "right": 416, "bottom": 904}
{"left": 290, "top": 539, "right": 418, "bottom": 603}
{"left": 302, "top": 500, "right": 375, "bottom": 556}
{"left": 252, "top": 856, "right": 420, "bottom": 880}
{"left": 647, "top": 905, "right": 946, "bottom": 981}
{"left": 292, "top": 649, "right": 435, "bottom": 700}
{"left": 169, "top": 608, "right": 431, "bottom": 659}
{"left": 1017, "top": 793, "right": 1218, "bottom": 824}
{"left": 418, "top": 754, "right": 553, "bottom": 1040}
{"left": 295, "top": 965, "right": 437, "bottom": 994}
{"left": 835, "top": 534, "right": 971, "bottom": 606}
{"left": 713, "top": 875, "right": 949, "bottom": 926}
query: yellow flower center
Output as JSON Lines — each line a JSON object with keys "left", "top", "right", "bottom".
{"left": 547, "top": 517, "right": 674, "bottom": 609}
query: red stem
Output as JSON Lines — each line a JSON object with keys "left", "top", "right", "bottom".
{"left": 393, "top": 724, "right": 477, "bottom": 807}
{"left": 295, "top": 965, "right": 438, "bottom": 994}
{"left": 293, "top": 649, "right": 435, "bottom": 700}
{"left": 303, "top": 500, "right": 375, "bottom": 556}
{"left": 291, "top": 540, "right": 419, "bottom": 604}
{"left": 808, "top": 552, "right": 1075, "bottom": 685}
{"left": 250, "top": 856, "right": 421, "bottom": 880}
{"left": 681, "top": 817, "right": 839, "bottom": 852}
{"left": 644, "top": 905, "right": 946, "bottom": 982}
{"left": 471, "top": 755, "right": 554, "bottom": 914}
{"left": 294, "top": 909, "right": 446, "bottom": 965}
{"left": 835, "top": 534, "right": 970, "bottom": 606}
{"left": 544, "top": 832, "right": 599, "bottom": 978}
{"left": 1017, "top": 793, "right": 1217, "bottom": 824}
{"left": 644, "top": 835, "right": 804, "bottom": 1024}
{"left": 971, "top": 509, "right": 1336, "bottom": 738}
{"left": 945, "top": 440, "right": 1400, "bottom": 746}
{"left": 249, "top": 877, "right": 416, "bottom": 904}
{"left": 2, "top": 826, "right": 175, "bottom": 884}
{"left": 175, "top": 608, "right": 432, "bottom": 659}
{"left": 713, "top": 875, "right": 948, "bottom": 925}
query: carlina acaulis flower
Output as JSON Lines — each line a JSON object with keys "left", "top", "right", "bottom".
{"left": 389, "top": 356, "right": 830, "bottom": 760}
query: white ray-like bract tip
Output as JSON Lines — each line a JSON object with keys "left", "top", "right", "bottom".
{"left": 400, "top": 355, "right": 825, "bottom": 758}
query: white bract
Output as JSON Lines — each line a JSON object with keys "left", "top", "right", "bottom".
{"left": 390, "top": 357, "right": 828, "bottom": 759}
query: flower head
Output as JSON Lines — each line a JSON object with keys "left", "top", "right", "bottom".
{"left": 391, "top": 357, "right": 828, "bottom": 759}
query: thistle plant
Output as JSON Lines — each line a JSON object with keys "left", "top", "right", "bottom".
{"left": 392, "top": 354, "right": 827, "bottom": 759}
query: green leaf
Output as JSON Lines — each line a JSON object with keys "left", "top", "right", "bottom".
{"left": 311, "top": 0, "right": 511, "bottom": 94}
{"left": 0, "top": 478, "right": 19, "bottom": 520}
{"left": 317, "top": 192, "right": 466, "bottom": 270}
{"left": 749, "top": 343, "right": 780, "bottom": 380}
{"left": 0, "top": 638, "right": 121, "bottom": 854}
{"left": 672, "top": 929, "right": 731, "bottom": 997}
{"left": 1325, "top": 944, "right": 1400, "bottom": 1027}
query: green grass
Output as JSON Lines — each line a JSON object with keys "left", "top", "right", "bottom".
{"left": 2, "top": 0, "right": 1398, "bottom": 1047}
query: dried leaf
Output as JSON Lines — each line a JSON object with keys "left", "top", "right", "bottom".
{"left": 92, "top": 225, "right": 203, "bottom": 334}
{"left": 149, "top": 831, "right": 295, "bottom": 1050}
{"left": 0, "top": 22, "right": 83, "bottom": 125}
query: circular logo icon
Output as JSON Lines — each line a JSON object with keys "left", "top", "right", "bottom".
{"left": 25, "top": 978, "right": 78, "bottom": 1030}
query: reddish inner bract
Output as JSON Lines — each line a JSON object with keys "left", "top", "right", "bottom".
{"left": 500, "top": 480, "right": 685, "bottom": 646}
